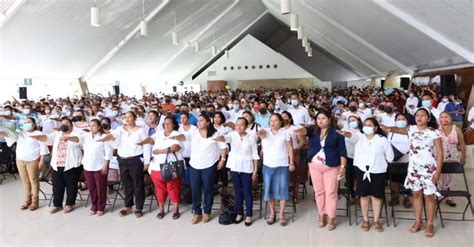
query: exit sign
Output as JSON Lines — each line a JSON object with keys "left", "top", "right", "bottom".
{"left": 24, "top": 78, "right": 32, "bottom": 85}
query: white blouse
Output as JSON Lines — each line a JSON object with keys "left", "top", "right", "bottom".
{"left": 111, "top": 127, "right": 151, "bottom": 164}
{"left": 179, "top": 124, "right": 197, "bottom": 158}
{"left": 185, "top": 128, "right": 227, "bottom": 169}
{"left": 6, "top": 130, "right": 49, "bottom": 161}
{"left": 388, "top": 132, "right": 410, "bottom": 163}
{"left": 284, "top": 125, "right": 300, "bottom": 150}
{"left": 350, "top": 133, "right": 394, "bottom": 181}
{"left": 47, "top": 130, "right": 84, "bottom": 171}
{"left": 261, "top": 128, "right": 291, "bottom": 168}
{"left": 81, "top": 132, "right": 113, "bottom": 172}
{"left": 148, "top": 131, "right": 184, "bottom": 172}
{"left": 224, "top": 131, "right": 260, "bottom": 173}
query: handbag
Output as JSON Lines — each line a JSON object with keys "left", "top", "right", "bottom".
{"left": 218, "top": 196, "right": 236, "bottom": 225}
{"left": 390, "top": 133, "right": 405, "bottom": 161}
{"left": 160, "top": 149, "right": 185, "bottom": 181}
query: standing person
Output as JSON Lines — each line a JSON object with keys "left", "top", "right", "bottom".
{"left": 342, "top": 115, "right": 363, "bottom": 203}
{"left": 381, "top": 108, "right": 443, "bottom": 238}
{"left": 444, "top": 95, "right": 465, "bottom": 129}
{"left": 275, "top": 92, "right": 312, "bottom": 126}
{"left": 437, "top": 112, "right": 466, "bottom": 207}
{"left": 98, "top": 111, "right": 151, "bottom": 218}
{"left": 254, "top": 102, "right": 271, "bottom": 128}
{"left": 0, "top": 117, "right": 48, "bottom": 211}
{"left": 31, "top": 117, "right": 84, "bottom": 214}
{"left": 215, "top": 117, "right": 259, "bottom": 226}
{"left": 227, "top": 99, "right": 245, "bottom": 123}
{"left": 81, "top": 119, "right": 113, "bottom": 216}
{"left": 144, "top": 110, "right": 164, "bottom": 137}
{"left": 147, "top": 117, "right": 184, "bottom": 220}
{"left": 243, "top": 110, "right": 260, "bottom": 139}
{"left": 213, "top": 111, "right": 232, "bottom": 195}
{"left": 180, "top": 114, "right": 228, "bottom": 224}
{"left": 257, "top": 113, "right": 295, "bottom": 226}
{"left": 338, "top": 118, "right": 394, "bottom": 232}
{"left": 179, "top": 112, "right": 197, "bottom": 179}
{"left": 296, "top": 110, "right": 347, "bottom": 230}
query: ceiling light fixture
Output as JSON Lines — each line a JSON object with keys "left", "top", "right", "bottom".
{"left": 140, "top": 0, "right": 148, "bottom": 36}
{"left": 280, "top": 0, "right": 291, "bottom": 15}
{"left": 91, "top": 0, "right": 100, "bottom": 27}
{"left": 172, "top": 11, "right": 179, "bottom": 45}
{"left": 290, "top": 13, "right": 298, "bottom": 31}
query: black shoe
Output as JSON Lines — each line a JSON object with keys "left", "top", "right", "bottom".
{"left": 244, "top": 221, "right": 252, "bottom": 226}
{"left": 234, "top": 216, "right": 243, "bottom": 224}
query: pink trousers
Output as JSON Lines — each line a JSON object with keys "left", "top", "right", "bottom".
{"left": 309, "top": 161, "right": 340, "bottom": 218}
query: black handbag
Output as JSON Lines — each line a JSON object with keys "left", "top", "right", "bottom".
{"left": 160, "top": 149, "right": 185, "bottom": 181}
{"left": 390, "top": 133, "right": 405, "bottom": 161}
{"left": 218, "top": 196, "right": 236, "bottom": 225}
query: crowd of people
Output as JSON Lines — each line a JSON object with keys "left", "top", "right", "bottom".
{"left": 0, "top": 82, "right": 472, "bottom": 238}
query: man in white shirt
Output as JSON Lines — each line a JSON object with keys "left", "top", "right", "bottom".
{"left": 421, "top": 94, "right": 441, "bottom": 120}
{"left": 378, "top": 102, "right": 397, "bottom": 127}
{"left": 275, "top": 92, "right": 312, "bottom": 126}
{"left": 341, "top": 101, "right": 366, "bottom": 128}
{"left": 359, "top": 102, "right": 372, "bottom": 120}
{"left": 227, "top": 99, "right": 245, "bottom": 123}
{"left": 437, "top": 95, "right": 450, "bottom": 112}
{"left": 405, "top": 92, "right": 419, "bottom": 115}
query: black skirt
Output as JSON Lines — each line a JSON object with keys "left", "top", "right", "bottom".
{"left": 355, "top": 167, "right": 386, "bottom": 199}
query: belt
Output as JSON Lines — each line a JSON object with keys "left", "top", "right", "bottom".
{"left": 118, "top": 155, "right": 142, "bottom": 160}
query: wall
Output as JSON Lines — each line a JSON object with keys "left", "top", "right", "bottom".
{"left": 237, "top": 78, "right": 314, "bottom": 90}
{"left": 0, "top": 78, "right": 81, "bottom": 102}
{"left": 184, "top": 34, "right": 320, "bottom": 89}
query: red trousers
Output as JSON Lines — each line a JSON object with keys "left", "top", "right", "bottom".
{"left": 150, "top": 171, "right": 181, "bottom": 204}
{"left": 84, "top": 170, "right": 107, "bottom": 212}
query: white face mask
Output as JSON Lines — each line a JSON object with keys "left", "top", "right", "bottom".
{"left": 45, "top": 109, "right": 51, "bottom": 114}
{"left": 23, "top": 109, "right": 31, "bottom": 115}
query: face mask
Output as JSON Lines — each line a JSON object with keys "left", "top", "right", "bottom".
{"left": 362, "top": 126, "right": 374, "bottom": 136}
{"left": 442, "top": 98, "right": 449, "bottom": 103}
{"left": 74, "top": 116, "right": 84, "bottom": 122}
{"left": 101, "top": 123, "right": 110, "bottom": 130}
{"left": 291, "top": 99, "right": 299, "bottom": 106}
{"left": 385, "top": 107, "right": 393, "bottom": 114}
{"left": 378, "top": 105, "right": 385, "bottom": 111}
{"left": 3, "top": 111, "right": 11, "bottom": 116}
{"left": 409, "top": 93, "right": 414, "bottom": 97}
{"left": 349, "top": 121, "right": 358, "bottom": 129}
{"left": 349, "top": 106, "right": 357, "bottom": 112}
{"left": 174, "top": 109, "right": 180, "bottom": 114}
{"left": 59, "top": 125, "right": 70, "bottom": 132}
{"left": 259, "top": 108, "right": 267, "bottom": 114}
{"left": 359, "top": 103, "right": 365, "bottom": 108}
{"left": 422, "top": 100, "right": 431, "bottom": 108}
{"left": 111, "top": 111, "right": 119, "bottom": 117}
{"left": 395, "top": 120, "right": 407, "bottom": 128}
{"left": 45, "top": 109, "right": 51, "bottom": 114}
{"left": 23, "top": 123, "right": 33, "bottom": 131}
{"left": 23, "top": 109, "right": 31, "bottom": 115}
{"left": 232, "top": 104, "right": 240, "bottom": 111}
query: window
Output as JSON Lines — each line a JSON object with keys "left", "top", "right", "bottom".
{"left": 223, "top": 66, "right": 227, "bottom": 70}
{"left": 274, "top": 64, "right": 278, "bottom": 69}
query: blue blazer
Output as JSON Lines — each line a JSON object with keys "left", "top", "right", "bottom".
{"left": 307, "top": 127, "right": 347, "bottom": 167}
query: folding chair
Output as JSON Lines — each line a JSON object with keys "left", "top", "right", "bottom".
{"left": 354, "top": 190, "right": 390, "bottom": 227}
{"left": 263, "top": 186, "right": 297, "bottom": 222}
{"left": 437, "top": 162, "right": 474, "bottom": 228}
{"left": 388, "top": 162, "right": 416, "bottom": 227}
{"left": 337, "top": 180, "right": 352, "bottom": 225}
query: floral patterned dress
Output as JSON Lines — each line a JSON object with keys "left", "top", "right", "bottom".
{"left": 437, "top": 126, "right": 461, "bottom": 191}
{"left": 404, "top": 126, "right": 441, "bottom": 196}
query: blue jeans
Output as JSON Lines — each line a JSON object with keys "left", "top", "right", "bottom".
{"left": 189, "top": 164, "right": 217, "bottom": 215}
{"left": 262, "top": 165, "right": 289, "bottom": 201}
{"left": 230, "top": 171, "right": 253, "bottom": 217}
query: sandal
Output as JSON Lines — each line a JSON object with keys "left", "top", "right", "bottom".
{"left": 409, "top": 222, "right": 424, "bottom": 233}
{"left": 20, "top": 203, "right": 30, "bottom": 210}
{"left": 267, "top": 214, "right": 276, "bottom": 225}
{"left": 374, "top": 221, "right": 384, "bottom": 232}
{"left": 318, "top": 215, "right": 326, "bottom": 228}
{"left": 280, "top": 217, "right": 288, "bottom": 227}
{"left": 172, "top": 212, "right": 180, "bottom": 220}
{"left": 118, "top": 208, "right": 132, "bottom": 217}
{"left": 235, "top": 215, "right": 243, "bottom": 224}
{"left": 361, "top": 221, "right": 370, "bottom": 232}
{"left": 135, "top": 210, "right": 143, "bottom": 218}
{"left": 156, "top": 212, "right": 165, "bottom": 219}
{"left": 402, "top": 198, "right": 412, "bottom": 209}
{"left": 326, "top": 218, "right": 336, "bottom": 231}
{"left": 425, "top": 224, "right": 435, "bottom": 238}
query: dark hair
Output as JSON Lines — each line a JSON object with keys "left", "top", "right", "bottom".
{"left": 270, "top": 113, "right": 284, "bottom": 128}
{"left": 90, "top": 119, "right": 104, "bottom": 135}
{"left": 148, "top": 110, "right": 160, "bottom": 118}
{"left": 163, "top": 116, "right": 179, "bottom": 131}
{"left": 347, "top": 115, "right": 363, "bottom": 130}
{"left": 281, "top": 111, "right": 294, "bottom": 126}
{"left": 236, "top": 117, "right": 249, "bottom": 127}
{"left": 101, "top": 117, "right": 111, "bottom": 125}
{"left": 180, "top": 111, "right": 190, "bottom": 119}
{"left": 414, "top": 108, "right": 438, "bottom": 129}
{"left": 199, "top": 114, "right": 217, "bottom": 138}
{"left": 213, "top": 111, "right": 226, "bottom": 124}
{"left": 363, "top": 118, "right": 386, "bottom": 137}
{"left": 242, "top": 110, "right": 255, "bottom": 123}
{"left": 314, "top": 109, "right": 335, "bottom": 131}
{"left": 126, "top": 111, "right": 137, "bottom": 120}
{"left": 60, "top": 116, "right": 73, "bottom": 126}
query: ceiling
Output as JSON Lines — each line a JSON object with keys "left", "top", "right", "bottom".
{"left": 0, "top": 0, "right": 472, "bottom": 84}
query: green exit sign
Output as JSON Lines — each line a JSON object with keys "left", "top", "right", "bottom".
{"left": 24, "top": 78, "right": 32, "bottom": 85}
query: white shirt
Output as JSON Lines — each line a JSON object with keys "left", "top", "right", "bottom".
{"left": 276, "top": 100, "right": 312, "bottom": 126}
{"left": 343, "top": 128, "right": 359, "bottom": 159}
{"left": 81, "top": 132, "right": 113, "bottom": 171}
{"left": 406, "top": 96, "right": 419, "bottom": 112}
{"left": 388, "top": 132, "right": 410, "bottom": 163}
{"left": 185, "top": 128, "right": 227, "bottom": 169}
{"left": 350, "top": 133, "right": 394, "bottom": 181}
{"left": 6, "top": 130, "right": 49, "bottom": 161}
{"left": 40, "top": 115, "right": 60, "bottom": 134}
{"left": 284, "top": 125, "right": 300, "bottom": 149}
{"left": 261, "top": 128, "right": 291, "bottom": 168}
{"left": 468, "top": 107, "right": 474, "bottom": 128}
{"left": 179, "top": 124, "right": 197, "bottom": 158}
{"left": 149, "top": 131, "right": 184, "bottom": 172}
{"left": 428, "top": 107, "right": 441, "bottom": 120}
{"left": 378, "top": 113, "right": 396, "bottom": 127}
{"left": 227, "top": 109, "right": 245, "bottom": 123}
{"left": 341, "top": 111, "right": 365, "bottom": 129}
{"left": 47, "top": 130, "right": 84, "bottom": 171}
{"left": 224, "top": 131, "right": 260, "bottom": 173}
{"left": 437, "top": 101, "right": 448, "bottom": 112}
{"left": 215, "top": 124, "right": 232, "bottom": 136}
{"left": 111, "top": 127, "right": 151, "bottom": 164}
{"left": 361, "top": 108, "right": 372, "bottom": 120}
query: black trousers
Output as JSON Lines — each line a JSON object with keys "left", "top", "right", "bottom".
{"left": 52, "top": 166, "right": 83, "bottom": 207}
{"left": 345, "top": 158, "right": 356, "bottom": 199}
{"left": 118, "top": 156, "right": 145, "bottom": 211}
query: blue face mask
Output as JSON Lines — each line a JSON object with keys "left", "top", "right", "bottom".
{"left": 348, "top": 121, "right": 358, "bottom": 129}
{"left": 23, "top": 123, "right": 33, "bottom": 131}
{"left": 395, "top": 120, "right": 407, "bottom": 128}
{"left": 232, "top": 104, "right": 240, "bottom": 111}
{"left": 291, "top": 99, "right": 299, "bottom": 106}
{"left": 422, "top": 100, "right": 431, "bottom": 108}
{"left": 362, "top": 126, "right": 374, "bottom": 135}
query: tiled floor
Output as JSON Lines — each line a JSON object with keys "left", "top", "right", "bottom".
{"left": 1, "top": 171, "right": 473, "bottom": 247}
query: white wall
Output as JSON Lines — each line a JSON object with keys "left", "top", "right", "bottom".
{"left": 0, "top": 78, "right": 81, "bottom": 102}
{"left": 184, "top": 34, "right": 321, "bottom": 89}
{"left": 347, "top": 80, "right": 372, "bottom": 88}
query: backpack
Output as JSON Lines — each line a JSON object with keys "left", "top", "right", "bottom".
{"left": 218, "top": 196, "right": 236, "bottom": 225}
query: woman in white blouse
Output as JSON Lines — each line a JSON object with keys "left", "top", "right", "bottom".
{"left": 179, "top": 112, "right": 197, "bottom": 183}
{"left": 146, "top": 116, "right": 184, "bottom": 220}
{"left": 213, "top": 111, "right": 232, "bottom": 195}
{"left": 179, "top": 113, "right": 227, "bottom": 224}
{"left": 32, "top": 117, "right": 83, "bottom": 214}
{"left": 257, "top": 113, "right": 295, "bottom": 226}
{"left": 338, "top": 118, "right": 394, "bottom": 232}
{"left": 0, "top": 117, "right": 49, "bottom": 211}
{"left": 81, "top": 119, "right": 113, "bottom": 216}
{"left": 343, "top": 115, "right": 363, "bottom": 202}
{"left": 99, "top": 111, "right": 151, "bottom": 218}
{"left": 215, "top": 117, "right": 259, "bottom": 226}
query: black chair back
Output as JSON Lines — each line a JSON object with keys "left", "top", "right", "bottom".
{"left": 388, "top": 163, "right": 409, "bottom": 174}
{"left": 441, "top": 162, "right": 464, "bottom": 174}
